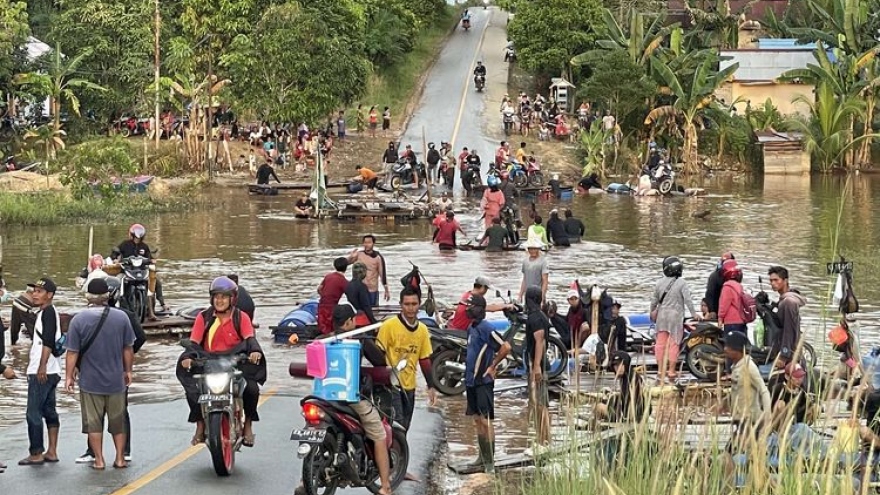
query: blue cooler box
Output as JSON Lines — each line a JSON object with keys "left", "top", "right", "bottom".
{"left": 313, "top": 340, "right": 361, "bottom": 402}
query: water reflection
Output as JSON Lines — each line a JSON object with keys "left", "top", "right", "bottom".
{"left": 1, "top": 175, "right": 878, "bottom": 437}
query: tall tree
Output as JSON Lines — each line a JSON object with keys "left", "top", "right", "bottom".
{"left": 223, "top": 2, "right": 371, "bottom": 124}
{"left": 508, "top": 0, "right": 604, "bottom": 78}
{"left": 15, "top": 44, "right": 107, "bottom": 133}
{"left": 0, "top": 0, "right": 29, "bottom": 113}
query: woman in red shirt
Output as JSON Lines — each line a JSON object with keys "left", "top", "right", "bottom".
{"left": 178, "top": 277, "right": 265, "bottom": 447}
{"left": 718, "top": 260, "right": 747, "bottom": 334}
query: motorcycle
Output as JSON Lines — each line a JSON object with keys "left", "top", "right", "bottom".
{"left": 495, "top": 291, "right": 568, "bottom": 380}
{"left": 461, "top": 18, "right": 471, "bottom": 31}
{"left": 463, "top": 161, "right": 483, "bottom": 190}
{"left": 474, "top": 74, "right": 485, "bottom": 92}
{"left": 293, "top": 361, "right": 410, "bottom": 495}
{"left": 430, "top": 328, "right": 469, "bottom": 396}
{"left": 510, "top": 157, "right": 543, "bottom": 187}
{"left": 182, "top": 339, "right": 249, "bottom": 476}
{"left": 504, "top": 43, "right": 516, "bottom": 63}
{"left": 388, "top": 157, "right": 426, "bottom": 189}
{"left": 118, "top": 255, "right": 150, "bottom": 323}
{"left": 502, "top": 110, "right": 515, "bottom": 136}
{"left": 648, "top": 161, "right": 676, "bottom": 195}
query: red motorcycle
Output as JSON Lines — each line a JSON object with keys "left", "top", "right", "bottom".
{"left": 510, "top": 156, "right": 544, "bottom": 187}
{"left": 291, "top": 362, "right": 410, "bottom": 495}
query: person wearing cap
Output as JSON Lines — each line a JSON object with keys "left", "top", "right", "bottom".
{"left": 704, "top": 251, "right": 735, "bottom": 320}
{"left": 595, "top": 351, "right": 647, "bottom": 422}
{"left": 447, "top": 277, "right": 513, "bottom": 331}
{"left": 294, "top": 304, "right": 393, "bottom": 495}
{"left": 433, "top": 191, "right": 454, "bottom": 211}
{"left": 546, "top": 210, "right": 569, "bottom": 247}
{"left": 724, "top": 330, "right": 771, "bottom": 452}
{"left": 65, "top": 278, "right": 136, "bottom": 469}
{"left": 317, "top": 258, "right": 349, "bottom": 335}
{"left": 433, "top": 210, "right": 465, "bottom": 251}
{"left": 19, "top": 277, "right": 62, "bottom": 466}
{"left": 518, "top": 240, "right": 549, "bottom": 303}
{"left": 462, "top": 293, "right": 511, "bottom": 474}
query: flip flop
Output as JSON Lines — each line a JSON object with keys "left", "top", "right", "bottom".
{"left": 43, "top": 457, "right": 59, "bottom": 463}
{"left": 242, "top": 434, "right": 255, "bottom": 448}
{"left": 91, "top": 464, "right": 106, "bottom": 470}
{"left": 113, "top": 462, "right": 128, "bottom": 469}
{"left": 18, "top": 458, "right": 45, "bottom": 466}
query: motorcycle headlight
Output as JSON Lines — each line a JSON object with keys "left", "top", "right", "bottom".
{"left": 131, "top": 258, "right": 143, "bottom": 268}
{"left": 205, "top": 373, "right": 231, "bottom": 394}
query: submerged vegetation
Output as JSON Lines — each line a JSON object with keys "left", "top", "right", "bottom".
{"left": 0, "top": 191, "right": 199, "bottom": 226}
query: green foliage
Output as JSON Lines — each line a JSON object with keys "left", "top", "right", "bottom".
{"left": 223, "top": 2, "right": 372, "bottom": 124}
{"left": 571, "top": 8, "right": 677, "bottom": 68}
{"left": 578, "top": 121, "right": 609, "bottom": 177}
{"left": 49, "top": 0, "right": 154, "bottom": 116}
{"left": 56, "top": 136, "right": 139, "bottom": 199}
{"left": 577, "top": 50, "right": 653, "bottom": 129}
{"left": 0, "top": 191, "right": 194, "bottom": 226}
{"left": 508, "top": 0, "right": 604, "bottom": 77}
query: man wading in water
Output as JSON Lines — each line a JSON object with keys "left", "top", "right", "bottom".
{"left": 347, "top": 235, "right": 390, "bottom": 306}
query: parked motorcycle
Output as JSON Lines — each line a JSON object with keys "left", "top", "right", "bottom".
{"left": 293, "top": 361, "right": 410, "bottom": 495}
{"left": 649, "top": 161, "right": 676, "bottom": 195}
{"left": 474, "top": 75, "right": 485, "bottom": 92}
{"left": 464, "top": 161, "right": 483, "bottom": 190}
{"left": 430, "top": 328, "right": 468, "bottom": 396}
{"left": 389, "top": 157, "right": 426, "bottom": 189}
{"left": 495, "top": 291, "right": 568, "bottom": 380}
{"left": 502, "top": 110, "right": 515, "bottom": 136}
{"left": 510, "top": 157, "right": 543, "bottom": 187}
{"left": 182, "top": 339, "right": 249, "bottom": 476}
{"left": 118, "top": 255, "right": 150, "bottom": 323}
{"left": 504, "top": 43, "right": 517, "bottom": 63}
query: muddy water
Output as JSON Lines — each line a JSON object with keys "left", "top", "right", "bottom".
{"left": 1, "top": 174, "right": 879, "bottom": 458}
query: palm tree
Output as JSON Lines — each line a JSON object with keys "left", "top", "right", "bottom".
{"left": 786, "top": 82, "right": 869, "bottom": 172}
{"left": 14, "top": 43, "right": 106, "bottom": 133}
{"left": 644, "top": 54, "right": 739, "bottom": 173}
{"left": 571, "top": 9, "right": 678, "bottom": 68}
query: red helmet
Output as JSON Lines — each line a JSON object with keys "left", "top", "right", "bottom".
{"left": 129, "top": 223, "right": 146, "bottom": 240}
{"left": 721, "top": 259, "right": 742, "bottom": 282}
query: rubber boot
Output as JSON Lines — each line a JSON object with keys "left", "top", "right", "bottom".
{"left": 478, "top": 436, "right": 495, "bottom": 474}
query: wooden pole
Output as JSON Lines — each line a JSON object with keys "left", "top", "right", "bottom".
{"left": 316, "top": 322, "right": 383, "bottom": 343}
{"left": 154, "top": 0, "right": 161, "bottom": 148}
{"left": 206, "top": 53, "right": 214, "bottom": 180}
{"left": 87, "top": 226, "right": 94, "bottom": 262}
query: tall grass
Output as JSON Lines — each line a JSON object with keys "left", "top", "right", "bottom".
{"left": 0, "top": 192, "right": 198, "bottom": 226}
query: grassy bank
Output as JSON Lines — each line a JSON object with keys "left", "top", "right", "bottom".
{"left": 357, "top": 8, "right": 457, "bottom": 128}
{"left": 0, "top": 192, "right": 198, "bottom": 226}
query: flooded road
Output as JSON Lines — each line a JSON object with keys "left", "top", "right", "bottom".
{"left": 2, "top": 173, "right": 879, "bottom": 456}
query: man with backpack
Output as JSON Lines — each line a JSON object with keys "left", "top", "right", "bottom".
{"left": 704, "top": 251, "right": 735, "bottom": 320}
{"left": 20, "top": 277, "right": 62, "bottom": 466}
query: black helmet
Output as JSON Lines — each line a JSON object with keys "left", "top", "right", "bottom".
{"left": 106, "top": 277, "right": 122, "bottom": 306}
{"left": 662, "top": 256, "right": 683, "bottom": 278}
{"left": 428, "top": 142, "right": 435, "bottom": 149}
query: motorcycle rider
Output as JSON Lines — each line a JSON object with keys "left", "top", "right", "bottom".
{"left": 462, "top": 294, "right": 512, "bottom": 474}
{"left": 480, "top": 176, "right": 506, "bottom": 229}
{"left": 447, "top": 277, "right": 513, "bottom": 331}
{"left": 501, "top": 101, "right": 516, "bottom": 134}
{"left": 178, "top": 277, "right": 265, "bottom": 447}
{"left": 294, "top": 304, "right": 392, "bottom": 495}
{"left": 400, "top": 144, "right": 420, "bottom": 187}
{"left": 473, "top": 61, "right": 487, "bottom": 89}
{"left": 109, "top": 224, "right": 163, "bottom": 320}
{"left": 704, "top": 251, "right": 736, "bottom": 320}
{"left": 463, "top": 150, "right": 482, "bottom": 195}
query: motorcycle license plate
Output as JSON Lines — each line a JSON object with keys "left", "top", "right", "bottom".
{"left": 290, "top": 429, "right": 326, "bottom": 443}
{"left": 198, "top": 394, "right": 228, "bottom": 403}
{"left": 687, "top": 337, "right": 706, "bottom": 348}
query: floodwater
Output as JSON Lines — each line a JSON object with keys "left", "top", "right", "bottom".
{"left": 1, "top": 172, "right": 879, "bottom": 461}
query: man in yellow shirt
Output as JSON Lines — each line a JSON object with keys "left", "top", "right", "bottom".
{"left": 376, "top": 287, "right": 437, "bottom": 430}
{"left": 515, "top": 142, "right": 527, "bottom": 164}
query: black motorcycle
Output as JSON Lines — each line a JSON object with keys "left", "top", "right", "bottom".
{"left": 429, "top": 328, "right": 468, "bottom": 396}
{"left": 502, "top": 110, "right": 515, "bottom": 136}
{"left": 118, "top": 255, "right": 150, "bottom": 323}
{"left": 293, "top": 362, "right": 410, "bottom": 495}
{"left": 464, "top": 161, "right": 482, "bottom": 190}
{"left": 388, "top": 157, "right": 425, "bottom": 189}
{"left": 182, "top": 339, "right": 249, "bottom": 476}
{"left": 474, "top": 75, "right": 485, "bottom": 92}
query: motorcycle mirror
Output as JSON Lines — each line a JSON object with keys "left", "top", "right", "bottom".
{"left": 507, "top": 290, "right": 511, "bottom": 297}
{"left": 495, "top": 289, "right": 502, "bottom": 298}
{"left": 395, "top": 360, "right": 408, "bottom": 372}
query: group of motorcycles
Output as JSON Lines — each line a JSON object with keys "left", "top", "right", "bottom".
{"left": 488, "top": 156, "right": 544, "bottom": 187}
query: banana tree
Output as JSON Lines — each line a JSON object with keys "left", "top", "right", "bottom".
{"left": 683, "top": 0, "right": 759, "bottom": 50}
{"left": 165, "top": 73, "right": 230, "bottom": 170}
{"left": 24, "top": 124, "right": 66, "bottom": 160}
{"left": 644, "top": 54, "right": 739, "bottom": 174}
{"left": 786, "top": 82, "right": 870, "bottom": 172}
{"left": 14, "top": 43, "right": 106, "bottom": 133}
{"left": 570, "top": 8, "right": 678, "bottom": 68}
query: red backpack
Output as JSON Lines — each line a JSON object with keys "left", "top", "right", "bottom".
{"left": 741, "top": 291, "right": 757, "bottom": 323}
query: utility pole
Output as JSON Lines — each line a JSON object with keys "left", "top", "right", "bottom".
{"left": 153, "top": 0, "right": 161, "bottom": 148}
